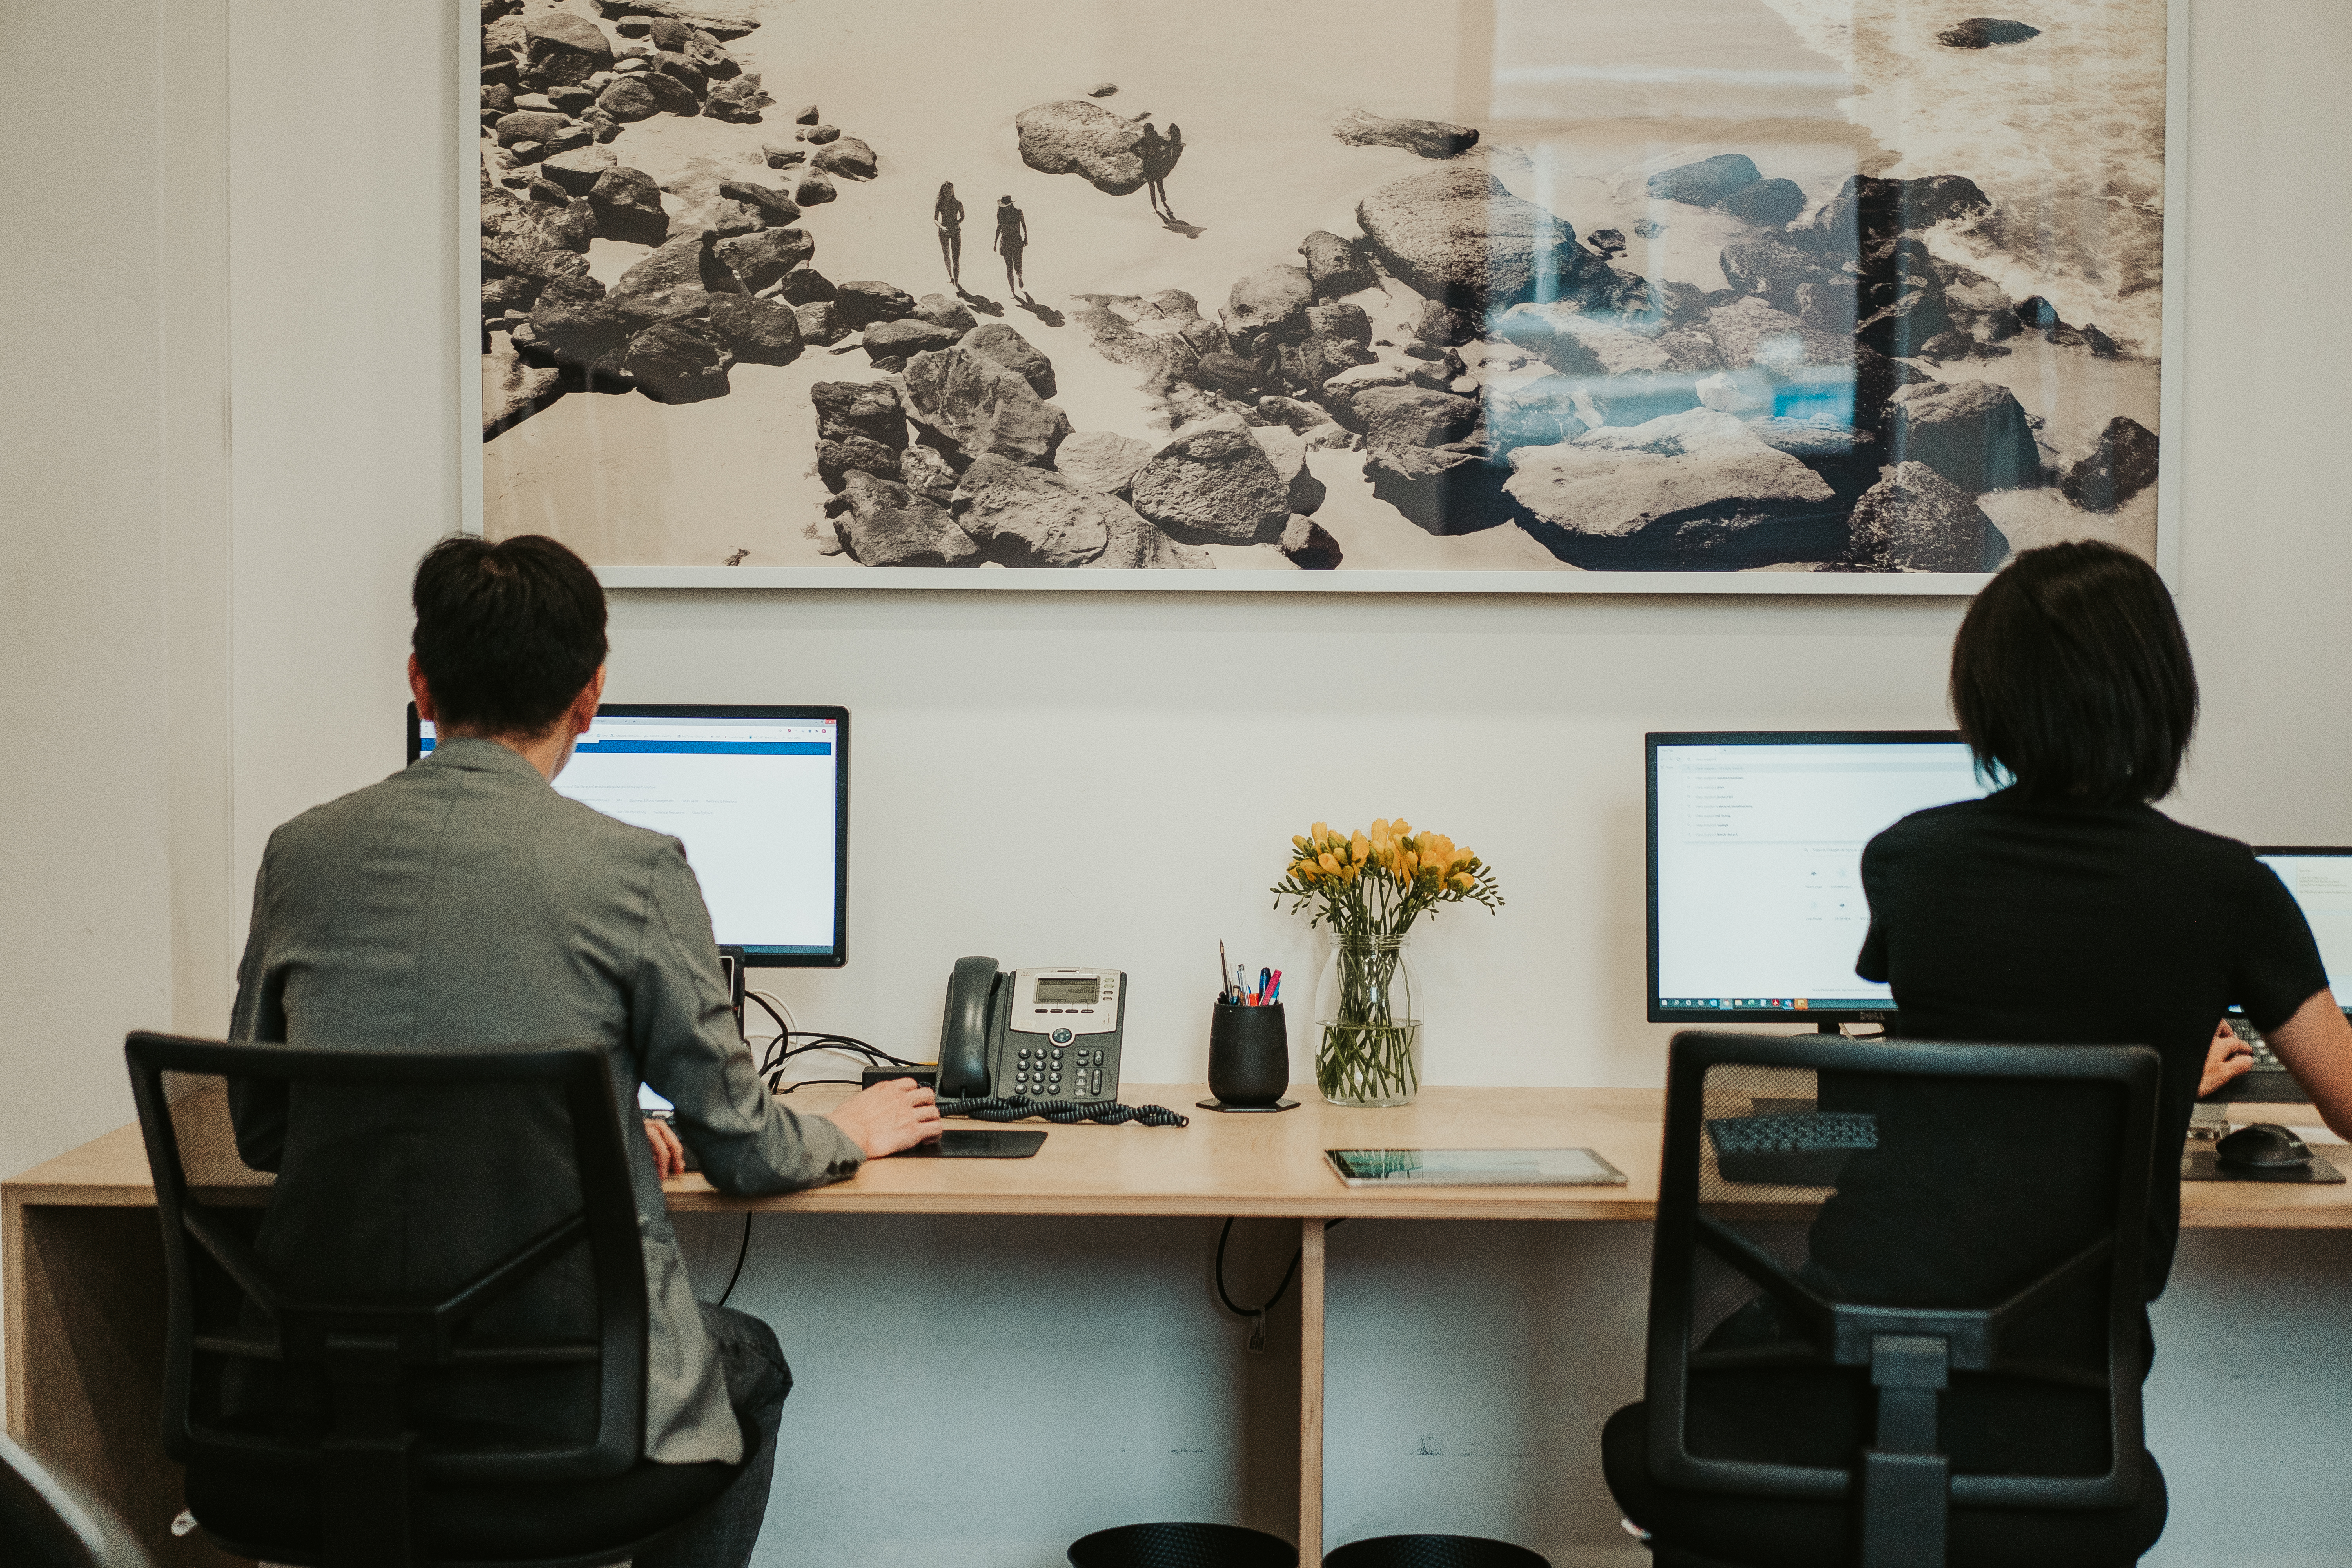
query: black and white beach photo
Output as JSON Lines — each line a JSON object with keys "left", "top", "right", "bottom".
{"left": 476, "top": 0, "right": 2167, "bottom": 582}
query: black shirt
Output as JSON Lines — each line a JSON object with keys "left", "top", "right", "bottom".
{"left": 1811, "top": 791, "right": 2326, "bottom": 1303}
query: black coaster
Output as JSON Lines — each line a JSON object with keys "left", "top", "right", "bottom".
{"left": 1196, "top": 1098, "right": 1300, "bottom": 1114}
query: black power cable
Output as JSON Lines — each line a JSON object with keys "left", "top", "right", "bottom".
{"left": 716, "top": 1213, "right": 752, "bottom": 1307}
{"left": 1214, "top": 1217, "right": 1347, "bottom": 1340}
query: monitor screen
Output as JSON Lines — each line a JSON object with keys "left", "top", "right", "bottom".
{"left": 1648, "top": 732, "right": 1995, "bottom": 1023}
{"left": 409, "top": 704, "right": 848, "bottom": 966}
{"left": 2252, "top": 850, "right": 2352, "bottom": 1002}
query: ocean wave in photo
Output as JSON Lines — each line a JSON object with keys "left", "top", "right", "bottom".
{"left": 1760, "top": 0, "right": 2167, "bottom": 353}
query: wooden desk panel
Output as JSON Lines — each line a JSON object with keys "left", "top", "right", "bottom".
{"left": 660, "top": 1083, "right": 1667, "bottom": 1219}
{"left": 10, "top": 1082, "right": 2350, "bottom": 1568}
{"left": 16, "top": 1084, "right": 2350, "bottom": 1228}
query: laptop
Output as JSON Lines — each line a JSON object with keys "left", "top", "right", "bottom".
{"left": 2209, "top": 848, "right": 2352, "bottom": 1105}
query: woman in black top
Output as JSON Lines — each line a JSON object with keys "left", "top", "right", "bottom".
{"left": 1816, "top": 541, "right": 2352, "bottom": 1312}
{"left": 1615, "top": 543, "right": 2352, "bottom": 1566}
{"left": 993, "top": 195, "right": 1027, "bottom": 299}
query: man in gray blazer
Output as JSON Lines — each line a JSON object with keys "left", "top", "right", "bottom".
{"left": 228, "top": 534, "right": 938, "bottom": 1568}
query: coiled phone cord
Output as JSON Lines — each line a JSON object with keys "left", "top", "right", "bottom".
{"left": 938, "top": 1094, "right": 1191, "bottom": 1128}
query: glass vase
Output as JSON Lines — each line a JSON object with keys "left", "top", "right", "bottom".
{"left": 1313, "top": 935, "right": 1421, "bottom": 1107}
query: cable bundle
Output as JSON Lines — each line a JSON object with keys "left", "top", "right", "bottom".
{"left": 938, "top": 1095, "right": 1190, "bottom": 1128}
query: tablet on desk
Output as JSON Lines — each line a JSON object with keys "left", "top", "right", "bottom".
{"left": 1325, "top": 1148, "right": 1628, "bottom": 1186}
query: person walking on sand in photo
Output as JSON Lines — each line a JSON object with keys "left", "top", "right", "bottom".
{"left": 994, "top": 194, "right": 1029, "bottom": 299}
{"left": 1143, "top": 122, "right": 1184, "bottom": 220}
{"left": 933, "top": 181, "right": 965, "bottom": 289}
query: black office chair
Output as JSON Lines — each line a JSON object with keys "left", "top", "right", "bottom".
{"left": 1603, "top": 1030, "right": 2170, "bottom": 1568}
{"left": 125, "top": 1031, "right": 744, "bottom": 1568}
{"left": 0, "top": 1434, "right": 156, "bottom": 1568}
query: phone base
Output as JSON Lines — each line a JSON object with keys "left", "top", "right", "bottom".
{"left": 1196, "top": 1098, "right": 1300, "bottom": 1114}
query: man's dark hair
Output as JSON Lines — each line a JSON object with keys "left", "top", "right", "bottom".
{"left": 1949, "top": 540, "right": 2196, "bottom": 807}
{"left": 411, "top": 534, "right": 608, "bottom": 737}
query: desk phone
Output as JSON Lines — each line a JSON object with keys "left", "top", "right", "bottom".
{"left": 937, "top": 958, "right": 1126, "bottom": 1102}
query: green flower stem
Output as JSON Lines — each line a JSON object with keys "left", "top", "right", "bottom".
{"left": 1315, "top": 939, "right": 1419, "bottom": 1106}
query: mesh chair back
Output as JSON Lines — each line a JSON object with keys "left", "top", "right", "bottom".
{"left": 1645, "top": 1031, "right": 2160, "bottom": 1561}
{"left": 124, "top": 1031, "right": 648, "bottom": 1548}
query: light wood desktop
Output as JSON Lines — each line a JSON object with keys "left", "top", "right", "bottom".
{"left": 7, "top": 1085, "right": 2347, "bottom": 1568}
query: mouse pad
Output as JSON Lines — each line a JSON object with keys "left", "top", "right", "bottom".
{"left": 900, "top": 1129, "right": 1046, "bottom": 1158}
{"left": 2181, "top": 1145, "right": 2346, "bottom": 1183}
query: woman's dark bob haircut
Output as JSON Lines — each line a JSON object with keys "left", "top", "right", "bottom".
{"left": 1950, "top": 540, "right": 2196, "bottom": 808}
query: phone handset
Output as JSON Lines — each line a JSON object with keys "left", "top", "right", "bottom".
{"left": 937, "top": 956, "right": 1008, "bottom": 1099}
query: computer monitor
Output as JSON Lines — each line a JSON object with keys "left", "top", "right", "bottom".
{"left": 2249, "top": 849, "right": 2352, "bottom": 1004}
{"left": 1648, "top": 732, "right": 1996, "bottom": 1026}
{"left": 407, "top": 703, "right": 849, "bottom": 967}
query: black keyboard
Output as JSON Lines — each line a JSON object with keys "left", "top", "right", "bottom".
{"left": 1706, "top": 1111, "right": 1877, "bottom": 1187}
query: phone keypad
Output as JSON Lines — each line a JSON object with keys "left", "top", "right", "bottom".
{"left": 1004, "top": 1036, "right": 1116, "bottom": 1102}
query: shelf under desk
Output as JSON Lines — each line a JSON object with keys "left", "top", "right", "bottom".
{"left": 10, "top": 1083, "right": 2351, "bottom": 1568}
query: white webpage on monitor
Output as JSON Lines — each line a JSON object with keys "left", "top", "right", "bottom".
{"left": 420, "top": 713, "right": 839, "bottom": 956}
{"left": 1654, "top": 740, "right": 1991, "bottom": 1009}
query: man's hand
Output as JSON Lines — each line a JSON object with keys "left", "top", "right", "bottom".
{"left": 2200, "top": 1020, "right": 2254, "bottom": 1098}
{"left": 826, "top": 1078, "right": 943, "bottom": 1158}
{"left": 644, "top": 1117, "right": 687, "bottom": 1178}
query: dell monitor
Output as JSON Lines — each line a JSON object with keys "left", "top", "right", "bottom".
{"left": 1648, "top": 731, "right": 1996, "bottom": 1026}
{"left": 407, "top": 703, "right": 849, "bottom": 967}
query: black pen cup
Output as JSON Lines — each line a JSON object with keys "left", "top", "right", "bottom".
{"left": 1208, "top": 1000, "right": 1289, "bottom": 1107}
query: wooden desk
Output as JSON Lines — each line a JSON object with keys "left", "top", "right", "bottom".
{"left": 8, "top": 1086, "right": 2347, "bottom": 1566}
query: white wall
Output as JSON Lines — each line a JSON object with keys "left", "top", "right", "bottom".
{"left": 5, "top": 0, "right": 2351, "bottom": 1562}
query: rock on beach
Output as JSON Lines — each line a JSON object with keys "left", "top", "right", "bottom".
{"left": 1502, "top": 409, "right": 1833, "bottom": 540}
{"left": 1355, "top": 165, "right": 1598, "bottom": 311}
{"left": 835, "top": 472, "right": 981, "bottom": 567}
{"left": 1015, "top": 100, "right": 1146, "bottom": 194}
{"left": 1648, "top": 154, "right": 1760, "bottom": 207}
{"left": 1127, "top": 427, "right": 1291, "bottom": 544}
{"left": 1846, "top": 461, "right": 2009, "bottom": 570}
{"left": 1886, "top": 380, "right": 2040, "bottom": 492}
{"left": 1331, "top": 107, "right": 1479, "bottom": 159}
{"left": 2059, "top": 416, "right": 2160, "bottom": 513}
{"left": 903, "top": 346, "right": 1071, "bottom": 465}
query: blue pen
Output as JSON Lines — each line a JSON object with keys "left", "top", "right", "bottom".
{"left": 1257, "top": 968, "right": 1271, "bottom": 1007}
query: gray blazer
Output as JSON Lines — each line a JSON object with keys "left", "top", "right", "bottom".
{"left": 227, "top": 736, "right": 862, "bottom": 1463}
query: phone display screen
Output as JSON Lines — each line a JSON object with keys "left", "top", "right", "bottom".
{"left": 1034, "top": 976, "right": 1101, "bottom": 1004}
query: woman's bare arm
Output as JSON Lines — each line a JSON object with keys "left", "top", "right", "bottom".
{"left": 2263, "top": 988, "right": 2352, "bottom": 1141}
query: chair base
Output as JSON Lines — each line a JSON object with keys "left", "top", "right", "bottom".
{"left": 186, "top": 1449, "right": 740, "bottom": 1568}
{"left": 1602, "top": 1403, "right": 2167, "bottom": 1568}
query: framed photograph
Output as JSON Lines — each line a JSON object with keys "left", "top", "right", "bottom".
{"left": 465, "top": 0, "right": 2178, "bottom": 594}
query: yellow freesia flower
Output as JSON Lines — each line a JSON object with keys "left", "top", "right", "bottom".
{"left": 1319, "top": 852, "right": 1341, "bottom": 875}
{"left": 1453, "top": 871, "right": 1476, "bottom": 891}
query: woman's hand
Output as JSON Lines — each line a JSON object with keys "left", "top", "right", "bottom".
{"left": 644, "top": 1117, "right": 687, "bottom": 1178}
{"left": 2199, "top": 1020, "right": 2254, "bottom": 1097}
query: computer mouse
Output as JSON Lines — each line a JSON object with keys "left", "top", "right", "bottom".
{"left": 2216, "top": 1122, "right": 2312, "bottom": 1169}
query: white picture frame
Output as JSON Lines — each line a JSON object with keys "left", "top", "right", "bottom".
{"left": 462, "top": 0, "right": 2182, "bottom": 595}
